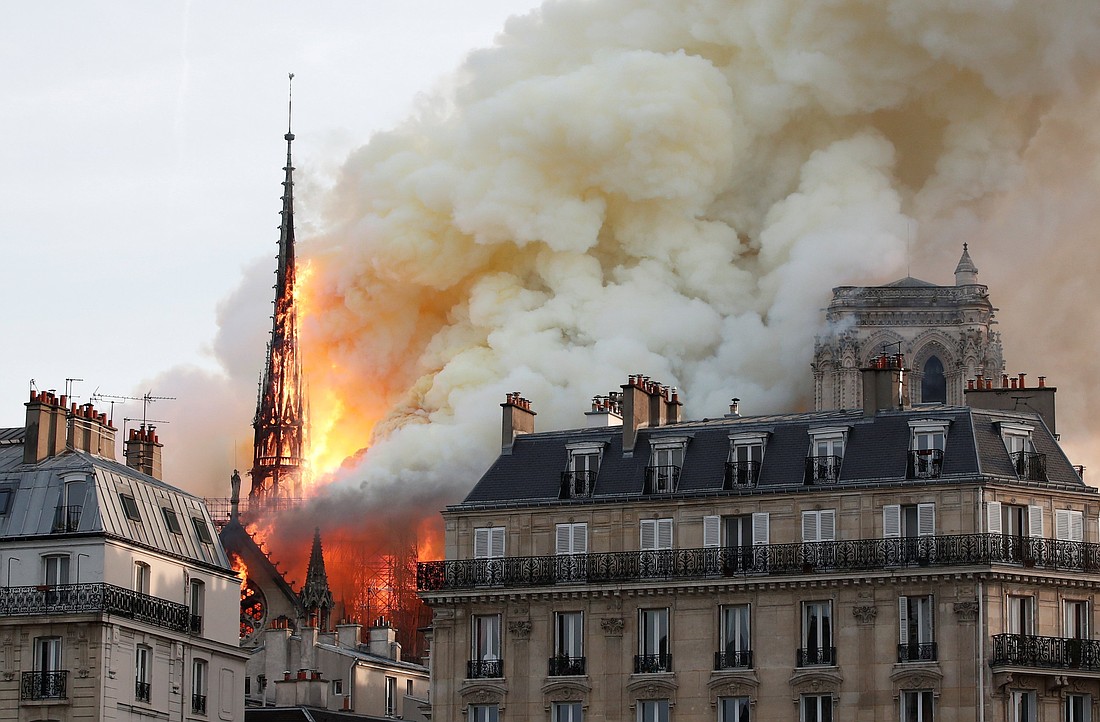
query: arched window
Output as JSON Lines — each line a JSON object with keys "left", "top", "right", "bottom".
{"left": 921, "top": 356, "right": 947, "bottom": 403}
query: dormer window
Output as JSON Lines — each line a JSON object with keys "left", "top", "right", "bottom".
{"left": 908, "top": 420, "right": 949, "bottom": 479}
{"left": 999, "top": 423, "right": 1046, "bottom": 481}
{"left": 806, "top": 427, "right": 848, "bottom": 484}
{"left": 561, "top": 443, "right": 602, "bottom": 499}
{"left": 726, "top": 433, "right": 767, "bottom": 489}
{"left": 645, "top": 437, "right": 687, "bottom": 494}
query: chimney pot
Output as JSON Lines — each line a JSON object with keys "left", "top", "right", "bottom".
{"left": 1038, "top": 376, "right": 1046, "bottom": 388}
{"left": 967, "top": 379, "right": 975, "bottom": 390}
{"left": 1002, "top": 374, "right": 1009, "bottom": 388}
{"left": 1011, "top": 378, "right": 1018, "bottom": 389}
{"left": 1018, "top": 373, "right": 1026, "bottom": 388}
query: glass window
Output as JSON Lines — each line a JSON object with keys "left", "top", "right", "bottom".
{"left": 162, "top": 507, "right": 182, "bottom": 534}
{"left": 555, "top": 611, "right": 584, "bottom": 659}
{"left": 135, "top": 645, "right": 152, "bottom": 702}
{"left": 192, "top": 517, "right": 214, "bottom": 544}
{"left": 1008, "top": 596, "right": 1035, "bottom": 635}
{"left": 564, "top": 447, "right": 600, "bottom": 497}
{"left": 1065, "top": 600, "right": 1089, "bottom": 639}
{"left": 385, "top": 676, "right": 397, "bottom": 716}
{"left": 899, "top": 596, "right": 935, "bottom": 662}
{"left": 719, "top": 696, "right": 751, "bottom": 722}
{"left": 43, "top": 555, "right": 70, "bottom": 586}
{"left": 719, "top": 605, "right": 751, "bottom": 668}
{"left": 554, "top": 701, "right": 583, "bottom": 722}
{"left": 801, "top": 602, "right": 834, "bottom": 666}
{"left": 638, "top": 608, "right": 670, "bottom": 672}
{"left": 726, "top": 435, "right": 765, "bottom": 487}
{"left": 1065, "top": 694, "right": 1090, "bottom": 722}
{"left": 120, "top": 493, "right": 142, "bottom": 522}
{"left": 34, "top": 636, "right": 62, "bottom": 672}
{"left": 134, "top": 562, "right": 150, "bottom": 595}
{"left": 1010, "top": 690, "right": 1037, "bottom": 722}
{"left": 191, "top": 659, "right": 207, "bottom": 714}
{"left": 332, "top": 679, "right": 343, "bottom": 695}
{"left": 190, "top": 580, "right": 205, "bottom": 634}
{"left": 31, "top": 636, "right": 63, "bottom": 700}
{"left": 801, "top": 694, "right": 832, "bottom": 722}
{"left": 647, "top": 444, "right": 684, "bottom": 493}
{"left": 0, "top": 487, "right": 13, "bottom": 515}
{"left": 920, "top": 356, "right": 946, "bottom": 403}
{"left": 469, "top": 705, "right": 499, "bottom": 722}
{"left": 902, "top": 690, "right": 934, "bottom": 722}
{"left": 473, "top": 615, "right": 501, "bottom": 661}
{"left": 638, "top": 699, "right": 670, "bottom": 722}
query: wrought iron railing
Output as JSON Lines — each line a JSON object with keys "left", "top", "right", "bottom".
{"left": 192, "top": 693, "right": 207, "bottom": 714}
{"left": 644, "top": 466, "right": 680, "bottom": 494}
{"left": 466, "top": 659, "right": 503, "bottom": 678}
{"left": 419, "top": 533, "right": 1100, "bottom": 592}
{"left": 1012, "top": 452, "right": 1048, "bottom": 481}
{"left": 559, "top": 470, "right": 597, "bottom": 499}
{"left": 724, "top": 461, "right": 760, "bottom": 489}
{"left": 51, "top": 505, "right": 82, "bottom": 533}
{"left": 20, "top": 670, "right": 67, "bottom": 700}
{"left": 714, "top": 650, "right": 753, "bottom": 669}
{"left": 797, "top": 646, "right": 836, "bottom": 666}
{"left": 190, "top": 614, "right": 203, "bottom": 635}
{"left": 805, "top": 455, "right": 843, "bottom": 484}
{"left": 897, "top": 642, "right": 937, "bottom": 662}
{"left": 991, "top": 633, "right": 1100, "bottom": 670}
{"left": 634, "top": 653, "right": 672, "bottom": 673}
{"left": 548, "top": 655, "right": 586, "bottom": 676}
{"left": 135, "top": 680, "right": 151, "bottom": 702}
{"left": 908, "top": 449, "right": 944, "bottom": 480}
{"left": 0, "top": 584, "right": 190, "bottom": 633}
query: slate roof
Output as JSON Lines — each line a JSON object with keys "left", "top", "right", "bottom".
{"left": 455, "top": 406, "right": 1088, "bottom": 509}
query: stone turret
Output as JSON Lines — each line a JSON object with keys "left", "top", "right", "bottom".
{"left": 298, "top": 528, "right": 334, "bottom": 631}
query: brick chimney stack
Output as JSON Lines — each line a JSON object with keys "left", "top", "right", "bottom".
{"left": 621, "top": 375, "right": 684, "bottom": 456}
{"left": 861, "top": 353, "right": 909, "bottom": 417}
{"left": 125, "top": 425, "right": 163, "bottom": 480}
{"left": 24, "top": 391, "right": 116, "bottom": 464}
{"left": 500, "top": 393, "right": 535, "bottom": 455}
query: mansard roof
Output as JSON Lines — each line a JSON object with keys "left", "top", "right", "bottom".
{"left": 0, "top": 437, "right": 231, "bottom": 571}
{"left": 453, "top": 406, "right": 1087, "bottom": 510}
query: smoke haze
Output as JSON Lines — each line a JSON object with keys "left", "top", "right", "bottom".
{"left": 159, "top": 1, "right": 1100, "bottom": 558}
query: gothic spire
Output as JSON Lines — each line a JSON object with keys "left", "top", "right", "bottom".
{"left": 299, "top": 527, "right": 334, "bottom": 629}
{"left": 954, "top": 243, "right": 978, "bottom": 286}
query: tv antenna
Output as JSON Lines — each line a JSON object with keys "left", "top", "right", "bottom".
{"left": 64, "top": 378, "right": 84, "bottom": 400}
{"left": 91, "top": 391, "right": 176, "bottom": 426}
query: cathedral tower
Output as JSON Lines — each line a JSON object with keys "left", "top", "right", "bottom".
{"left": 250, "top": 75, "right": 308, "bottom": 500}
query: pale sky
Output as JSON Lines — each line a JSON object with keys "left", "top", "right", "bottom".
{"left": 0, "top": 1, "right": 544, "bottom": 429}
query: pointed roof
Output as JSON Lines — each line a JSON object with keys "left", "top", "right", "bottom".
{"left": 954, "top": 243, "right": 978, "bottom": 285}
{"left": 299, "top": 527, "right": 334, "bottom": 613}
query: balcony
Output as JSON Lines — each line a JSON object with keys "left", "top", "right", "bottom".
{"left": 723, "top": 461, "right": 760, "bottom": 489}
{"left": 1012, "top": 451, "right": 1048, "bottom": 481}
{"left": 805, "top": 455, "right": 842, "bottom": 484}
{"left": 714, "top": 650, "right": 753, "bottom": 670}
{"left": 466, "top": 659, "right": 503, "bottom": 679}
{"left": 559, "top": 470, "right": 596, "bottom": 499}
{"left": 419, "top": 533, "right": 1100, "bottom": 592}
{"left": 20, "top": 670, "right": 67, "bottom": 700}
{"left": 897, "top": 642, "right": 938, "bottom": 662}
{"left": 907, "top": 449, "right": 943, "bottom": 480}
{"left": 192, "top": 693, "right": 207, "bottom": 714}
{"left": 991, "top": 633, "right": 1100, "bottom": 671}
{"left": 0, "top": 584, "right": 190, "bottom": 633}
{"left": 796, "top": 646, "right": 836, "bottom": 666}
{"left": 135, "top": 680, "right": 151, "bottom": 703}
{"left": 51, "top": 505, "right": 82, "bottom": 533}
{"left": 548, "top": 655, "right": 586, "bottom": 676}
{"left": 643, "top": 466, "right": 680, "bottom": 494}
{"left": 634, "top": 653, "right": 672, "bottom": 673}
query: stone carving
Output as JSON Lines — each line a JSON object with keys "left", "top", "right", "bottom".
{"left": 852, "top": 605, "right": 877, "bottom": 624}
{"left": 601, "top": 618, "right": 624, "bottom": 636}
{"left": 954, "top": 601, "right": 979, "bottom": 622}
{"left": 508, "top": 620, "right": 532, "bottom": 638}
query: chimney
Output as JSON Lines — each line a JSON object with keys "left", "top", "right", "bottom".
{"left": 726, "top": 398, "right": 741, "bottom": 418}
{"left": 585, "top": 393, "right": 623, "bottom": 428}
{"left": 965, "top": 372, "right": 1057, "bottom": 435}
{"left": 124, "top": 425, "right": 163, "bottom": 480}
{"left": 69, "top": 402, "right": 117, "bottom": 460}
{"left": 500, "top": 393, "right": 535, "bottom": 455}
{"left": 621, "top": 375, "right": 683, "bottom": 455}
{"left": 664, "top": 387, "right": 683, "bottom": 425}
{"left": 335, "top": 622, "right": 362, "bottom": 649}
{"left": 23, "top": 390, "right": 68, "bottom": 464}
{"left": 861, "top": 353, "right": 909, "bottom": 417}
{"left": 368, "top": 617, "right": 400, "bottom": 661}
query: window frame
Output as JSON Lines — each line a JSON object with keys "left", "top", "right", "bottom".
{"left": 135, "top": 644, "right": 152, "bottom": 702}
{"left": 901, "top": 689, "right": 934, "bottom": 722}
{"left": 719, "top": 695, "right": 751, "bottom": 722}
{"left": 469, "top": 704, "right": 500, "bottom": 722}
{"left": 192, "top": 517, "right": 214, "bottom": 545}
{"left": 800, "top": 693, "right": 833, "bottom": 722}
{"left": 1007, "top": 595, "right": 1036, "bottom": 636}
{"left": 638, "top": 607, "right": 670, "bottom": 659}
{"left": 191, "top": 658, "right": 207, "bottom": 714}
{"left": 134, "top": 561, "right": 151, "bottom": 595}
{"left": 119, "top": 493, "right": 142, "bottom": 522}
{"left": 801, "top": 510, "right": 836, "bottom": 543}
{"left": 553, "top": 701, "right": 584, "bottom": 722}
{"left": 43, "top": 554, "right": 70, "bottom": 586}
{"left": 474, "top": 526, "right": 506, "bottom": 559}
{"left": 555, "top": 610, "right": 584, "bottom": 659}
{"left": 385, "top": 675, "right": 397, "bottom": 716}
{"left": 637, "top": 699, "right": 670, "bottom": 722}
{"left": 162, "top": 507, "right": 183, "bottom": 535}
{"left": 640, "top": 518, "right": 674, "bottom": 551}
{"left": 556, "top": 522, "right": 588, "bottom": 555}
{"left": 472, "top": 614, "right": 501, "bottom": 661}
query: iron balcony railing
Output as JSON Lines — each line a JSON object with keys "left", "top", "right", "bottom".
{"left": 797, "top": 646, "right": 837, "bottom": 667}
{"left": 418, "top": 533, "right": 1100, "bottom": 592}
{"left": 805, "top": 455, "right": 842, "bottom": 484}
{"left": 0, "top": 584, "right": 190, "bottom": 633}
{"left": 897, "top": 642, "right": 938, "bottom": 663}
{"left": 991, "top": 633, "right": 1100, "bottom": 670}
{"left": 466, "top": 659, "right": 503, "bottom": 679}
{"left": 51, "top": 505, "right": 82, "bottom": 533}
{"left": 714, "top": 650, "right": 753, "bottom": 669}
{"left": 907, "top": 449, "right": 944, "bottom": 480}
{"left": 634, "top": 653, "right": 672, "bottom": 673}
{"left": 644, "top": 466, "right": 680, "bottom": 494}
{"left": 724, "top": 461, "right": 760, "bottom": 489}
{"left": 190, "top": 614, "right": 203, "bottom": 635}
{"left": 548, "top": 655, "right": 586, "bottom": 676}
{"left": 20, "top": 670, "right": 67, "bottom": 700}
{"left": 559, "top": 470, "right": 597, "bottom": 499}
{"left": 192, "top": 693, "right": 207, "bottom": 714}
{"left": 1012, "top": 451, "right": 1048, "bottom": 481}
{"left": 135, "top": 680, "right": 151, "bottom": 703}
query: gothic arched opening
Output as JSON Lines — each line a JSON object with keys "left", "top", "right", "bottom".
{"left": 921, "top": 356, "right": 946, "bottom": 403}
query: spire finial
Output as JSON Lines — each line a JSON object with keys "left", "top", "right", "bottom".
{"left": 286, "top": 72, "right": 295, "bottom": 141}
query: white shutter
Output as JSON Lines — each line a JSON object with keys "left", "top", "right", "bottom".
{"left": 898, "top": 596, "right": 909, "bottom": 644}
{"left": 752, "top": 512, "right": 770, "bottom": 545}
{"left": 802, "top": 511, "right": 818, "bottom": 543}
{"left": 490, "top": 527, "right": 505, "bottom": 558}
{"left": 917, "top": 503, "right": 935, "bottom": 536}
{"left": 1028, "top": 505, "right": 1044, "bottom": 538}
{"left": 573, "top": 523, "right": 588, "bottom": 554}
{"left": 657, "top": 519, "right": 674, "bottom": 550}
{"left": 556, "top": 524, "right": 572, "bottom": 555}
{"left": 474, "top": 528, "right": 490, "bottom": 558}
{"left": 703, "top": 516, "right": 721, "bottom": 548}
{"left": 819, "top": 510, "right": 836, "bottom": 542}
{"left": 1056, "top": 510, "right": 1071, "bottom": 541}
{"left": 986, "top": 501, "right": 1002, "bottom": 534}
{"left": 640, "top": 520, "right": 656, "bottom": 551}
{"left": 1071, "top": 512, "right": 1084, "bottom": 542}
{"left": 883, "top": 505, "right": 901, "bottom": 538}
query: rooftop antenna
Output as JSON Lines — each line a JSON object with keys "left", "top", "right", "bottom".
{"left": 94, "top": 391, "right": 176, "bottom": 426}
{"left": 64, "top": 378, "right": 83, "bottom": 400}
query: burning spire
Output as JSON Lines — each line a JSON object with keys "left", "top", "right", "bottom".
{"left": 299, "top": 527, "right": 334, "bottom": 630}
{"left": 250, "top": 73, "right": 308, "bottom": 500}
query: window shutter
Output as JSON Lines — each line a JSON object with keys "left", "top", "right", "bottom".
{"left": 819, "top": 510, "right": 836, "bottom": 542}
{"left": 1071, "top": 511, "right": 1084, "bottom": 542}
{"left": 752, "top": 512, "right": 770, "bottom": 545}
{"left": 657, "top": 519, "right": 673, "bottom": 550}
{"left": 573, "top": 523, "right": 588, "bottom": 554}
{"left": 802, "top": 511, "right": 819, "bottom": 543}
{"left": 490, "top": 527, "right": 505, "bottom": 558}
{"left": 640, "top": 520, "right": 656, "bottom": 551}
{"left": 556, "top": 524, "right": 572, "bottom": 555}
{"left": 703, "top": 516, "right": 720, "bottom": 548}
{"left": 883, "top": 505, "right": 901, "bottom": 538}
{"left": 986, "top": 501, "right": 1002, "bottom": 534}
{"left": 1056, "top": 510, "right": 1071, "bottom": 541}
{"left": 898, "top": 597, "right": 909, "bottom": 644}
{"left": 917, "top": 503, "right": 935, "bottom": 536}
{"left": 474, "top": 528, "right": 490, "bottom": 558}
{"left": 1028, "top": 505, "right": 1044, "bottom": 538}
{"left": 927, "top": 596, "right": 934, "bottom": 643}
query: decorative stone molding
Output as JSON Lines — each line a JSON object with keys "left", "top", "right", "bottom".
{"left": 707, "top": 669, "right": 759, "bottom": 702}
{"left": 459, "top": 681, "right": 507, "bottom": 710}
{"left": 627, "top": 675, "right": 679, "bottom": 711}
{"left": 541, "top": 678, "right": 592, "bottom": 710}
{"left": 789, "top": 668, "right": 843, "bottom": 702}
{"left": 890, "top": 663, "right": 943, "bottom": 692}
{"left": 953, "top": 601, "right": 979, "bottom": 623}
{"left": 601, "top": 617, "right": 624, "bottom": 637}
{"left": 852, "top": 605, "right": 877, "bottom": 624}
{"left": 507, "top": 620, "right": 531, "bottom": 638}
